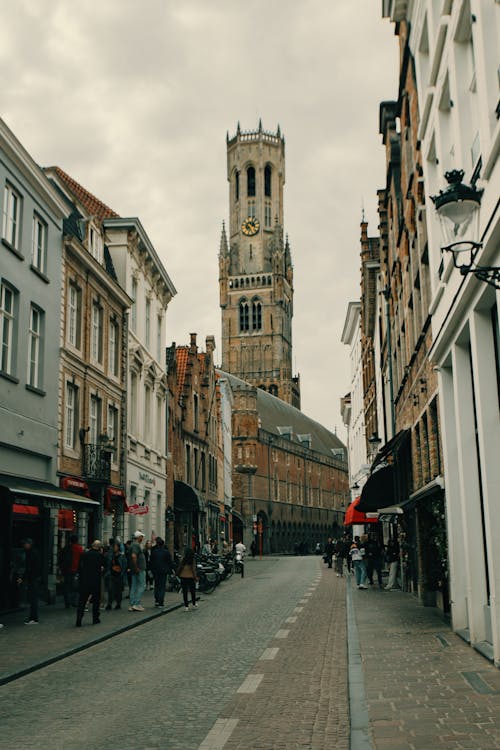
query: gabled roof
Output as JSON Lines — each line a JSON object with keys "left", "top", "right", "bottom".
{"left": 47, "top": 166, "right": 119, "bottom": 220}
{"left": 218, "top": 370, "right": 346, "bottom": 461}
{"left": 175, "top": 347, "right": 189, "bottom": 396}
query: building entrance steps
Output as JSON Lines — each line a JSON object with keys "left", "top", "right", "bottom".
{"left": 0, "top": 587, "right": 184, "bottom": 685}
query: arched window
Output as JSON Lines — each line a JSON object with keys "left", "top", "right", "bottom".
{"left": 234, "top": 279, "right": 239, "bottom": 288}
{"left": 269, "top": 384, "right": 278, "bottom": 397}
{"left": 247, "top": 166, "right": 256, "bottom": 197}
{"left": 235, "top": 171, "right": 240, "bottom": 201}
{"left": 239, "top": 300, "right": 249, "bottom": 332}
{"left": 264, "top": 164, "right": 272, "bottom": 197}
{"left": 252, "top": 299, "right": 262, "bottom": 330}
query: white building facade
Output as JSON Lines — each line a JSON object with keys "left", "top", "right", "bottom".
{"left": 391, "top": 0, "right": 500, "bottom": 664}
{"left": 105, "top": 218, "right": 176, "bottom": 542}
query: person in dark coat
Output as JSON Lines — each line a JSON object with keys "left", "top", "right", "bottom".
{"left": 17, "top": 538, "right": 41, "bottom": 624}
{"left": 150, "top": 538, "right": 173, "bottom": 608}
{"left": 324, "top": 537, "right": 335, "bottom": 569}
{"left": 76, "top": 540, "right": 104, "bottom": 626}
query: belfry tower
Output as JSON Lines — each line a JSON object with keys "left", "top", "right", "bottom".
{"left": 219, "top": 121, "right": 300, "bottom": 409}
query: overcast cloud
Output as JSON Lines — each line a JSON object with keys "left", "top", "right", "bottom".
{"left": 1, "top": 0, "right": 398, "bottom": 440}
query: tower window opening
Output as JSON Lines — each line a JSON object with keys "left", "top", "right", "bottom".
{"left": 252, "top": 300, "right": 262, "bottom": 330}
{"left": 257, "top": 276, "right": 261, "bottom": 284}
{"left": 248, "top": 201, "right": 256, "bottom": 218}
{"left": 245, "top": 278, "right": 249, "bottom": 286}
{"left": 247, "top": 166, "right": 256, "bottom": 197}
{"left": 264, "top": 164, "right": 272, "bottom": 197}
{"left": 265, "top": 202, "right": 272, "bottom": 228}
{"left": 235, "top": 171, "right": 240, "bottom": 201}
{"left": 239, "top": 300, "right": 249, "bottom": 332}
{"left": 234, "top": 279, "right": 238, "bottom": 288}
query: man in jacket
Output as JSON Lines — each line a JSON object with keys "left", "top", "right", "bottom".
{"left": 150, "top": 537, "right": 173, "bottom": 608}
{"left": 324, "top": 537, "right": 335, "bottom": 569}
{"left": 76, "top": 540, "right": 104, "bottom": 626}
{"left": 129, "top": 530, "right": 146, "bottom": 612}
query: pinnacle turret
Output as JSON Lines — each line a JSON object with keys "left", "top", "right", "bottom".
{"left": 219, "top": 220, "right": 229, "bottom": 256}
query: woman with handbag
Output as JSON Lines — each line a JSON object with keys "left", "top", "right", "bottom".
{"left": 177, "top": 548, "right": 198, "bottom": 611}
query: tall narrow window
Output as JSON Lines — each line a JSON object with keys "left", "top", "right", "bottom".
{"left": 156, "top": 395, "right": 163, "bottom": 449}
{"left": 108, "top": 319, "right": 119, "bottom": 377}
{"left": 88, "top": 225, "right": 103, "bottom": 264}
{"left": 157, "top": 315, "right": 162, "bottom": 362}
{"left": 264, "top": 164, "right": 272, "bottom": 197}
{"left": 89, "top": 394, "right": 101, "bottom": 444}
{"left": 194, "top": 447, "right": 199, "bottom": 488}
{"left": 67, "top": 283, "right": 81, "bottom": 348}
{"left": 2, "top": 184, "right": 21, "bottom": 249}
{"left": 235, "top": 171, "right": 240, "bottom": 201}
{"left": 144, "top": 384, "right": 151, "bottom": 443}
{"left": 131, "top": 277, "right": 138, "bottom": 332}
{"left": 264, "top": 202, "right": 271, "bottom": 228}
{"left": 65, "top": 382, "right": 79, "bottom": 449}
{"left": 1, "top": 283, "right": 15, "bottom": 374}
{"left": 247, "top": 166, "right": 256, "bottom": 197}
{"left": 252, "top": 300, "right": 262, "bottom": 330}
{"left": 201, "top": 452, "right": 206, "bottom": 490}
{"left": 91, "top": 302, "right": 103, "bottom": 363}
{"left": 28, "top": 305, "right": 43, "bottom": 388}
{"left": 193, "top": 393, "right": 199, "bottom": 432}
{"left": 186, "top": 444, "right": 191, "bottom": 484}
{"left": 107, "top": 404, "right": 118, "bottom": 462}
{"left": 32, "top": 215, "right": 47, "bottom": 273}
{"left": 239, "top": 300, "right": 249, "bottom": 332}
{"left": 145, "top": 298, "right": 151, "bottom": 350}
{"left": 248, "top": 201, "right": 256, "bottom": 218}
{"left": 130, "top": 372, "right": 138, "bottom": 433}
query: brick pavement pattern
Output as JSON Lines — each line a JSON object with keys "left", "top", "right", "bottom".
{"left": 354, "top": 585, "right": 500, "bottom": 750}
{"left": 219, "top": 564, "right": 349, "bottom": 750}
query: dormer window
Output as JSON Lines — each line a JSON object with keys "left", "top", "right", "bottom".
{"left": 89, "top": 224, "right": 103, "bottom": 264}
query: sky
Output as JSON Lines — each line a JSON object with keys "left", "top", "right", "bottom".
{"left": 1, "top": 0, "right": 398, "bottom": 442}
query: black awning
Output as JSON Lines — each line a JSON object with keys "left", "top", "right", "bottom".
{"left": 174, "top": 481, "right": 204, "bottom": 512}
{"left": 372, "top": 429, "right": 411, "bottom": 470}
{"left": 357, "top": 464, "right": 395, "bottom": 512}
{"left": 0, "top": 474, "right": 100, "bottom": 510}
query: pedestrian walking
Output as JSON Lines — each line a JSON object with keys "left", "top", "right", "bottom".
{"left": 144, "top": 540, "right": 154, "bottom": 590}
{"left": 385, "top": 536, "right": 400, "bottom": 590}
{"left": 76, "top": 540, "right": 104, "bottom": 626}
{"left": 17, "top": 538, "right": 40, "bottom": 624}
{"left": 129, "top": 531, "right": 147, "bottom": 612}
{"left": 150, "top": 537, "right": 173, "bottom": 608}
{"left": 250, "top": 539, "right": 257, "bottom": 558}
{"left": 324, "top": 537, "right": 335, "bottom": 569}
{"left": 365, "top": 532, "right": 384, "bottom": 587}
{"left": 177, "top": 548, "right": 198, "bottom": 611}
{"left": 105, "top": 541, "right": 127, "bottom": 610}
{"left": 59, "top": 534, "right": 83, "bottom": 608}
{"left": 349, "top": 537, "right": 368, "bottom": 589}
{"left": 334, "top": 538, "right": 344, "bottom": 576}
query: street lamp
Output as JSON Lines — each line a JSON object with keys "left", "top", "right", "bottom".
{"left": 368, "top": 431, "right": 382, "bottom": 462}
{"left": 431, "top": 170, "right": 499, "bottom": 290}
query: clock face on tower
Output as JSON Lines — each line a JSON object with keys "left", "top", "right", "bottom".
{"left": 241, "top": 217, "right": 260, "bottom": 236}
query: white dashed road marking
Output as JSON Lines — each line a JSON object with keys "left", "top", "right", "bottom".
{"left": 294, "top": 606, "right": 304, "bottom": 613}
{"left": 274, "top": 629, "right": 290, "bottom": 639}
{"left": 198, "top": 718, "right": 239, "bottom": 749}
{"left": 285, "top": 616, "right": 297, "bottom": 623}
{"left": 237, "top": 673, "right": 264, "bottom": 693}
{"left": 260, "top": 647, "right": 279, "bottom": 660}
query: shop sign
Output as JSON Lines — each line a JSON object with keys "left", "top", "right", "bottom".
{"left": 128, "top": 503, "right": 149, "bottom": 516}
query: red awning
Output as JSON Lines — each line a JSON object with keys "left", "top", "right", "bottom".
{"left": 344, "top": 496, "right": 379, "bottom": 526}
{"left": 12, "top": 504, "right": 39, "bottom": 516}
{"left": 105, "top": 487, "right": 129, "bottom": 513}
{"left": 60, "top": 477, "right": 90, "bottom": 498}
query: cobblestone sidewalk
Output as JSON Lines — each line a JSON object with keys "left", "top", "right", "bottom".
{"left": 0, "top": 586, "right": 184, "bottom": 684}
{"left": 353, "top": 583, "right": 500, "bottom": 750}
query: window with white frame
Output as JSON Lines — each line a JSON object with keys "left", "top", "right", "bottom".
{"left": 108, "top": 318, "right": 119, "bottom": 377}
{"left": 28, "top": 305, "right": 43, "bottom": 389}
{"left": 91, "top": 302, "right": 103, "bottom": 364}
{"left": 130, "top": 277, "right": 138, "bottom": 332}
{"left": 65, "top": 381, "right": 79, "bottom": 449}
{"left": 107, "top": 403, "right": 118, "bottom": 462}
{"left": 88, "top": 225, "right": 103, "bottom": 264}
{"left": 2, "top": 184, "right": 21, "bottom": 249}
{"left": 130, "top": 371, "right": 138, "bottom": 433}
{"left": 157, "top": 315, "right": 162, "bottom": 362}
{"left": 31, "top": 214, "right": 47, "bottom": 274}
{"left": 0, "top": 282, "right": 15, "bottom": 375}
{"left": 145, "top": 297, "right": 151, "bottom": 350}
{"left": 89, "top": 394, "right": 102, "bottom": 444}
{"left": 156, "top": 394, "right": 162, "bottom": 450}
{"left": 67, "top": 283, "right": 81, "bottom": 348}
{"left": 144, "top": 384, "right": 151, "bottom": 443}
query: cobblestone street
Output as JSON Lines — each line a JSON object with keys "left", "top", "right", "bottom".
{"left": 1, "top": 557, "right": 500, "bottom": 750}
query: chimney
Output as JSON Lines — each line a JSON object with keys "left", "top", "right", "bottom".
{"left": 205, "top": 335, "right": 216, "bottom": 355}
{"left": 189, "top": 333, "right": 197, "bottom": 352}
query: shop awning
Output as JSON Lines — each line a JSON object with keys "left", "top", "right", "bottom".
{"left": 0, "top": 475, "right": 100, "bottom": 510}
{"left": 357, "top": 464, "right": 395, "bottom": 512}
{"left": 174, "top": 481, "right": 204, "bottom": 512}
{"left": 105, "top": 487, "right": 129, "bottom": 513}
{"left": 344, "top": 496, "right": 379, "bottom": 526}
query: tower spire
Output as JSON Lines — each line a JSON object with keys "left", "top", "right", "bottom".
{"left": 219, "top": 220, "right": 228, "bottom": 256}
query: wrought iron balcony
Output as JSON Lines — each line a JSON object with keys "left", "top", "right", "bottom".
{"left": 83, "top": 443, "right": 112, "bottom": 483}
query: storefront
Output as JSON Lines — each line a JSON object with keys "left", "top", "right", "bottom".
{"left": 173, "top": 480, "right": 204, "bottom": 553}
{"left": 0, "top": 474, "right": 99, "bottom": 611}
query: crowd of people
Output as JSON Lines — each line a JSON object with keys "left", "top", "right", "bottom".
{"left": 322, "top": 532, "right": 401, "bottom": 590}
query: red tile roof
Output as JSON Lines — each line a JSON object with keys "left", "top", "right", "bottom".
{"left": 49, "top": 166, "right": 119, "bottom": 220}
{"left": 175, "top": 347, "right": 190, "bottom": 396}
